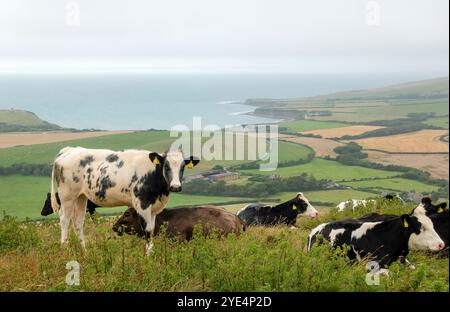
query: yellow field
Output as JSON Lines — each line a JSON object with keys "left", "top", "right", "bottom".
{"left": 367, "top": 151, "right": 449, "bottom": 180}
{"left": 301, "top": 125, "right": 384, "bottom": 139}
{"left": 0, "top": 131, "right": 131, "bottom": 149}
{"left": 351, "top": 130, "right": 449, "bottom": 153}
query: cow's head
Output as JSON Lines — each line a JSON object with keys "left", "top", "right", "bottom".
{"left": 149, "top": 150, "right": 200, "bottom": 192}
{"left": 408, "top": 207, "right": 445, "bottom": 251}
{"left": 112, "top": 208, "right": 147, "bottom": 237}
{"left": 420, "top": 197, "right": 447, "bottom": 215}
{"left": 293, "top": 192, "right": 318, "bottom": 218}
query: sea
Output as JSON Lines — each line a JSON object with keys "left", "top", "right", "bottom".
{"left": 0, "top": 72, "right": 443, "bottom": 130}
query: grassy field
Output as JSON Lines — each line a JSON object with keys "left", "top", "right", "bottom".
{"left": 0, "top": 200, "right": 447, "bottom": 291}
{"left": 423, "top": 116, "right": 449, "bottom": 129}
{"left": 0, "top": 130, "right": 312, "bottom": 168}
{"left": 0, "top": 175, "right": 254, "bottom": 220}
{"left": 239, "top": 158, "right": 401, "bottom": 181}
{"left": 340, "top": 178, "right": 439, "bottom": 194}
{"left": 279, "top": 120, "right": 347, "bottom": 132}
{"left": 0, "top": 109, "right": 48, "bottom": 126}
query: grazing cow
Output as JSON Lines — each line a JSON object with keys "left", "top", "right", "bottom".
{"left": 236, "top": 192, "right": 318, "bottom": 227}
{"left": 112, "top": 206, "right": 244, "bottom": 241}
{"left": 50, "top": 147, "right": 199, "bottom": 251}
{"left": 41, "top": 192, "right": 98, "bottom": 217}
{"left": 308, "top": 204, "right": 445, "bottom": 268}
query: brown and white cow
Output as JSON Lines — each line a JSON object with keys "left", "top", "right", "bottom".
{"left": 50, "top": 147, "right": 199, "bottom": 252}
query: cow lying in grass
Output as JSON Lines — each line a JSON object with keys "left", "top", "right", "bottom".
{"left": 336, "top": 194, "right": 404, "bottom": 212}
{"left": 307, "top": 202, "right": 445, "bottom": 270}
{"left": 113, "top": 206, "right": 245, "bottom": 241}
{"left": 357, "top": 197, "right": 448, "bottom": 255}
{"left": 236, "top": 192, "right": 318, "bottom": 227}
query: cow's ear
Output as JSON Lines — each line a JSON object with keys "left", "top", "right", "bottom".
{"left": 149, "top": 152, "right": 164, "bottom": 166}
{"left": 438, "top": 203, "right": 447, "bottom": 213}
{"left": 400, "top": 214, "right": 411, "bottom": 229}
{"left": 184, "top": 156, "right": 200, "bottom": 169}
{"left": 421, "top": 197, "right": 432, "bottom": 204}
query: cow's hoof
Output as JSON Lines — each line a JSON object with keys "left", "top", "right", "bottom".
{"left": 408, "top": 264, "right": 416, "bottom": 270}
{"left": 289, "top": 226, "right": 297, "bottom": 230}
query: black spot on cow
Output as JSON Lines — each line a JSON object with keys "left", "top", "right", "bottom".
{"left": 95, "top": 176, "right": 116, "bottom": 201}
{"left": 80, "top": 155, "right": 94, "bottom": 168}
{"left": 133, "top": 166, "right": 169, "bottom": 210}
{"left": 128, "top": 173, "right": 138, "bottom": 188}
{"left": 86, "top": 167, "right": 94, "bottom": 189}
{"left": 55, "top": 164, "right": 65, "bottom": 183}
{"left": 72, "top": 173, "right": 80, "bottom": 183}
{"left": 100, "top": 165, "right": 109, "bottom": 175}
{"left": 116, "top": 160, "right": 124, "bottom": 168}
{"left": 106, "top": 154, "right": 119, "bottom": 162}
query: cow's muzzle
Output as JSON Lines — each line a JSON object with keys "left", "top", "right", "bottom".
{"left": 169, "top": 186, "right": 182, "bottom": 192}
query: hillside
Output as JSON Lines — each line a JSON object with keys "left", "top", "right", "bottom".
{"left": 0, "top": 109, "right": 61, "bottom": 132}
{"left": 246, "top": 77, "right": 449, "bottom": 107}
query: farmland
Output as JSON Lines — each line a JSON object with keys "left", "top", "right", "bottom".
{"left": 366, "top": 151, "right": 449, "bottom": 180}
{"left": 349, "top": 130, "right": 449, "bottom": 153}
{"left": 340, "top": 178, "right": 440, "bottom": 194}
{"left": 239, "top": 158, "right": 400, "bottom": 180}
{"left": 301, "top": 125, "right": 384, "bottom": 139}
{"left": 282, "top": 136, "right": 344, "bottom": 158}
{"left": 279, "top": 120, "right": 347, "bottom": 133}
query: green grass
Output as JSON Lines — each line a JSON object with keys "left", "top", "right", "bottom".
{"left": 279, "top": 120, "right": 347, "bottom": 132}
{"left": 423, "top": 116, "right": 449, "bottom": 129}
{"left": 0, "top": 175, "right": 254, "bottom": 220}
{"left": 239, "top": 158, "right": 401, "bottom": 181}
{"left": 0, "top": 200, "right": 447, "bottom": 291}
{"left": 340, "top": 178, "right": 439, "bottom": 194}
{"left": 0, "top": 109, "right": 48, "bottom": 126}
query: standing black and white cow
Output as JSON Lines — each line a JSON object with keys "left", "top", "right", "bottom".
{"left": 307, "top": 203, "right": 445, "bottom": 268}
{"left": 236, "top": 192, "right": 318, "bottom": 227}
{"left": 50, "top": 147, "right": 199, "bottom": 251}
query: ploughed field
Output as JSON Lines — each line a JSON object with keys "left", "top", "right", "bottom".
{"left": 0, "top": 200, "right": 447, "bottom": 291}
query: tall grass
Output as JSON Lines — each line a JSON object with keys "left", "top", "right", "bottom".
{"left": 0, "top": 200, "right": 448, "bottom": 292}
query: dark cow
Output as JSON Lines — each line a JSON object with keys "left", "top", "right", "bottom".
{"left": 41, "top": 192, "right": 98, "bottom": 217}
{"left": 236, "top": 192, "right": 318, "bottom": 227}
{"left": 50, "top": 147, "right": 199, "bottom": 252}
{"left": 113, "top": 206, "right": 244, "bottom": 241}
{"left": 308, "top": 204, "right": 445, "bottom": 268}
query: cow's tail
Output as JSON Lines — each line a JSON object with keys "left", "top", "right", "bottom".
{"left": 50, "top": 161, "right": 60, "bottom": 214}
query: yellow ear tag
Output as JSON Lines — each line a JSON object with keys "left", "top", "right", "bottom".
{"left": 186, "top": 161, "right": 194, "bottom": 169}
{"left": 438, "top": 207, "right": 444, "bottom": 213}
{"left": 152, "top": 158, "right": 160, "bottom": 166}
{"left": 403, "top": 219, "right": 409, "bottom": 228}
{"left": 292, "top": 204, "right": 297, "bottom": 210}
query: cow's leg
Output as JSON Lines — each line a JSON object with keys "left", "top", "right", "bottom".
{"left": 59, "top": 201, "right": 74, "bottom": 246}
{"left": 133, "top": 200, "right": 154, "bottom": 255}
{"left": 73, "top": 196, "right": 88, "bottom": 252}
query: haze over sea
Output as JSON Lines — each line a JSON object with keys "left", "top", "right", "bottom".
{"left": 0, "top": 72, "right": 443, "bottom": 130}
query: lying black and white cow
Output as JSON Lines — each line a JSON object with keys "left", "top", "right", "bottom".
{"left": 307, "top": 203, "right": 445, "bottom": 268}
{"left": 236, "top": 192, "right": 318, "bottom": 227}
{"left": 49, "top": 147, "right": 199, "bottom": 251}
{"left": 357, "top": 197, "right": 448, "bottom": 251}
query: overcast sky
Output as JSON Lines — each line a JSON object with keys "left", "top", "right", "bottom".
{"left": 0, "top": 0, "right": 448, "bottom": 73}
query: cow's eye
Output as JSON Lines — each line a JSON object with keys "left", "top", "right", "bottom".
{"left": 124, "top": 212, "right": 130, "bottom": 217}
